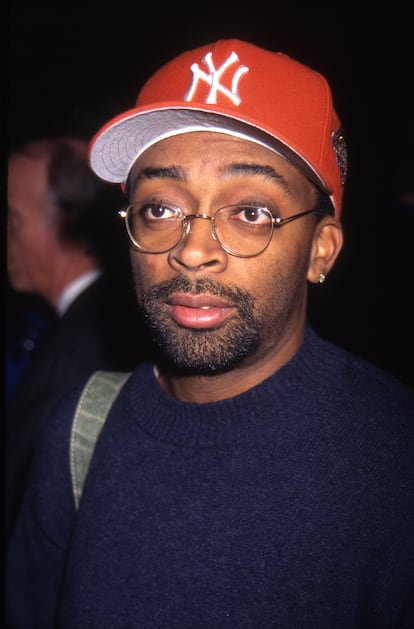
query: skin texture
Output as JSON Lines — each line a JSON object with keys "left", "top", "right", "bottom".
{"left": 128, "top": 132, "right": 343, "bottom": 402}
{"left": 7, "top": 148, "right": 99, "bottom": 309}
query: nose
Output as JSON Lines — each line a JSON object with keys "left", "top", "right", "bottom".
{"left": 168, "top": 214, "right": 228, "bottom": 272}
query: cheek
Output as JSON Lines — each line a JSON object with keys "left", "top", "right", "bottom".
{"left": 129, "top": 251, "right": 168, "bottom": 301}
{"left": 247, "top": 243, "right": 311, "bottom": 305}
{"left": 8, "top": 229, "right": 37, "bottom": 266}
{"left": 17, "top": 223, "right": 53, "bottom": 253}
{"left": 266, "top": 233, "right": 313, "bottom": 279}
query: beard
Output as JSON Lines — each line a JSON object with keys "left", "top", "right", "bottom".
{"left": 141, "top": 275, "right": 262, "bottom": 375}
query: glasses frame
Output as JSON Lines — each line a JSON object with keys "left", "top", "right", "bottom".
{"left": 118, "top": 203, "right": 320, "bottom": 258}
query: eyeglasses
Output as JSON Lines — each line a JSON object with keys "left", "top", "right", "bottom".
{"left": 118, "top": 202, "right": 319, "bottom": 258}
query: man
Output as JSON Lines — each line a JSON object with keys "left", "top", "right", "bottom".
{"left": 6, "top": 40, "right": 414, "bottom": 627}
{"left": 6, "top": 137, "right": 149, "bottom": 545}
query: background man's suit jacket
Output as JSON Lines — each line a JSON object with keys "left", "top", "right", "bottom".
{"left": 6, "top": 273, "right": 151, "bottom": 544}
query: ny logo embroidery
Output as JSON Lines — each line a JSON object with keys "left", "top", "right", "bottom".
{"left": 184, "top": 51, "right": 249, "bottom": 105}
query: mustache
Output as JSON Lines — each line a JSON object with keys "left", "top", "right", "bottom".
{"left": 143, "top": 276, "right": 255, "bottom": 315}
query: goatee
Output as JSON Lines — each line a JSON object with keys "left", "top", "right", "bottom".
{"left": 142, "top": 276, "right": 261, "bottom": 375}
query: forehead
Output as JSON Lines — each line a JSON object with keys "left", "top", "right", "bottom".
{"left": 8, "top": 151, "right": 48, "bottom": 179}
{"left": 128, "top": 131, "right": 313, "bottom": 190}
{"left": 8, "top": 153, "right": 49, "bottom": 202}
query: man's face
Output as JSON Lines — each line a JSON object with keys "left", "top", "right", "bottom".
{"left": 7, "top": 153, "right": 57, "bottom": 295}
{"left": 127, "top": 132, "right": 322, "bottom": 375}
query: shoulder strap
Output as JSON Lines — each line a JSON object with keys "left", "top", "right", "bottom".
{"left": 70, "top": 370, "right": 130, "bottom": 509}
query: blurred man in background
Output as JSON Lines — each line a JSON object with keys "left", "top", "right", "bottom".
{"left": 6, "top": 137, "right": 151, "bottom": 544}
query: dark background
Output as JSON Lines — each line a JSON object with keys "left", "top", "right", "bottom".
{"left": 7, "top": 1, "right": 414, "bottom": 387}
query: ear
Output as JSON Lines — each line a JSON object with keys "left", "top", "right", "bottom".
{"left": 307, "top": 216, "right": 343, "bottom": 283}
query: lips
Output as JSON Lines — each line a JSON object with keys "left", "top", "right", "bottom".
{"left": 166, "top": 293, "right": 236, "bottom": 329}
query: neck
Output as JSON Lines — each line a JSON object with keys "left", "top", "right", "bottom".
{"left": 46, "top": 251, "right": 101, "bottom": 310}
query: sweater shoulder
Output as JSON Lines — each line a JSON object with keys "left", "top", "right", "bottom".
{"left": 300, "top": 328, "right": 414, "bottom": 421}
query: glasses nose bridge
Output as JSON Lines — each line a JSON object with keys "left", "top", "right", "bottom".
{"left": 184, "top": 212, "right": 213, "bottom": 224}
{"left": 183, "top": 212, "right": 216, "bottom": 239}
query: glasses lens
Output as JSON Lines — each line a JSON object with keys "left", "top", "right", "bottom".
{"left": 123, "top": 203, "right": 275, "bottom": 257}
{"left": 214, "top": 205, "right": 274, "bottom": 256}
{"left": 126, "top": 203, "right": 184, "bottom": 252}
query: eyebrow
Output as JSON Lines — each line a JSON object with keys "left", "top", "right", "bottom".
{"left": 223, "top": 163, "right": 291, "bottom": 190}
{"left": 129, "top": 166, "right": 185, "bottom": 196}
{"left": 129, "top": 162, "right": 291, "bottom": 196}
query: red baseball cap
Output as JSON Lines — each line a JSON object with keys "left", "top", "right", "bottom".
{"left": 89, "top": 39, "right": 347, "bottom": 216}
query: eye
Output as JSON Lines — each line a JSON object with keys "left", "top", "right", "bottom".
{"left": 138, "top": 202, "right": 181, "bottom": 221}
{"left": 232, "top": 205, "right": 273, "bottom": 225}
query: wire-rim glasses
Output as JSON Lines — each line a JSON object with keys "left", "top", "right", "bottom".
{"left": 118, "top": 202, "right": 319, "bottom": 258}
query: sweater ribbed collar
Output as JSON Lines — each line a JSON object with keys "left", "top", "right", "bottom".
{"left": 124, "top": 325, "right": 343, "bottom": 449}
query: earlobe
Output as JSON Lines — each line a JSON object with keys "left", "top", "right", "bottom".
{"left": 307, "top": 218, "right": 343, "bottom": 284}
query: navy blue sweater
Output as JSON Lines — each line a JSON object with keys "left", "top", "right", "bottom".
{"left": 6, "top": 327, "right": 414, "bottom": 628}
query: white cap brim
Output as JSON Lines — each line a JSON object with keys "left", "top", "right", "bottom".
{"left": 90, "top": 107, "right": 326, "bottom": 195}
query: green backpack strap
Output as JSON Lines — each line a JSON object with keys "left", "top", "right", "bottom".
{"left": 70, "top": 370, "right": 131, "bottom": 509}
